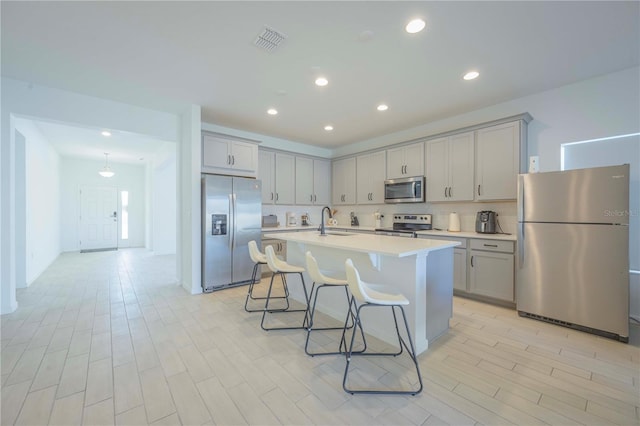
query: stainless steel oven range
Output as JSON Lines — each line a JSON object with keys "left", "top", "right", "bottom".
{"left": 375, "top": 213, "right": 432, "bottom": 237}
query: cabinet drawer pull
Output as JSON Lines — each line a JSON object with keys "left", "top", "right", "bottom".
{"left": 483, "top": 244, "right": 498, "bottom": 247}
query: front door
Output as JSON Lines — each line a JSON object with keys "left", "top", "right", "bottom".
{"left": 80, "top": 186, "right": 118, "bottom": 252}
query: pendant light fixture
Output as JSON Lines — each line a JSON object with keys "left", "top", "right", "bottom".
{"left": 99, "top": 153, "right": 115, "bottom": 178}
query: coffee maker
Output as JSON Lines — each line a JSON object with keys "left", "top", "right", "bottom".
{"left": 286, "top": 212, "right": 297, "bottom": 227}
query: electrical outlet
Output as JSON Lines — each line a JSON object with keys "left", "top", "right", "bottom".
{"left": 529, "top": 156, "right": 539, "bottom": 173}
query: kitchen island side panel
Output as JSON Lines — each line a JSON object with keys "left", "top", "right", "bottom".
{"left": 281, "top": 240, "right": 454, "bottom": 354}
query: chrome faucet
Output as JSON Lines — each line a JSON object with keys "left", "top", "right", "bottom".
{"left": 319, "top": 206, "right": 332, "bottom": 236}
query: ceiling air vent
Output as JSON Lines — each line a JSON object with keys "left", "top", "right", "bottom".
{"left": 253, "top": 26, "right": 286, "bottom": 52}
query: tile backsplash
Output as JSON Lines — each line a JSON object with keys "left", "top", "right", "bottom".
{"left": 262, "top": 201, "right": 517, "bottom": 235}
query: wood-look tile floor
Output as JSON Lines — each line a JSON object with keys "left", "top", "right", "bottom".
{"left": 1, "top": 249, "right": 638, "bottom": 425}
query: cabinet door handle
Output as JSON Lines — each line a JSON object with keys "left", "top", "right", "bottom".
{"left": 310, "top": 194, "right": 313, "bottom": 202}
{"left": 471, "top": 255, "right": 474, "bottom": 267}
{"left": 477, "top": 184, "right": 481, "bottom": 196}
{"left": 444, "top": 187, "right": 447, "bottom": 198}
{"left": 448, "top": 187, "right": 452, "bottom": 197}
{"left": 314, "top": 194, "right": 316, "bottom": 202}
{"left": 232, "top": 155, "right": 235, "bottom": 165}
{"left": 276, "top": 193, "right": 279, "bottom": 201}
{"left": 271, "top": 192, "right": 273, "bottom": 200}
{"left": 227, "top": 155, "right": 231, "bottom": 165}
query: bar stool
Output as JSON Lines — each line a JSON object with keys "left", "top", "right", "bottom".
{"left": 342, "top": 258, "right": 423, "bottom": 395}
{"left": 304, "top": 251, "right": 365, "bottom": 356}
{"left": 244, "top": 241, "right": 287, "bottom": 312}
{"left": 261, "top": 245, "right": 310, "bottom": 331}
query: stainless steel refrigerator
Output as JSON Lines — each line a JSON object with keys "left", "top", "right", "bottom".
{"left": 517, "top": 164, "right": 630, "bottom": 342}
{"left": 202, "top": 174, "right": 261, "bottom": 292}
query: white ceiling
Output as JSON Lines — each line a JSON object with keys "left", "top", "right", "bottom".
{"left": 29, "top": 120, "right": 173, "bottom": 165}
{"left": 2, "top": 1, "right": 639, "bottom": 151}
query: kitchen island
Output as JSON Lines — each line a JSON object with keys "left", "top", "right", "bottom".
{"left": 268, "top": 232, "right": 460, "bottom": 354}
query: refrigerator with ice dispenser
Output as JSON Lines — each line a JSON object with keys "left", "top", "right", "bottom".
{"left": 202, "top": 174, "right": 262, "bottom": 292}
{"left": 516, "top": 164, "right": 630, "bottom": 342}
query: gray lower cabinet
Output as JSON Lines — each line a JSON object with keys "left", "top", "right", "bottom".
{"left": 418, "top": 234, "right": 515, "bottom": 305}
{"left": 468, "top": 239, "right": 515, "bottom": 302}
{"left": 261, "top": 238, "right": 287, "bottom": 277}
{"left": 453, "top": 248, "right": 468, "bottom": 291}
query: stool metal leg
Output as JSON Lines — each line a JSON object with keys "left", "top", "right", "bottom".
{"left": 343, "top": 302, "right": 423, "bottom": 395}
{"left": 305, "top": 284, "right": 363, "bottom": 356}
{"left": 261, "top": 272, "right": 311, "bottom": 331}
{"left": 244, "top": 262, "right": 288, "bottom": 313}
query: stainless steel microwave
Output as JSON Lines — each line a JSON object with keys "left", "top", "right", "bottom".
{"left": 384, "top": 176, "right": 425, "bottom": 203}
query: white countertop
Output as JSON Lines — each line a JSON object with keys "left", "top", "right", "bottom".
{"left": 262, "top": 225, "right": 322, "bottom": 232}
{"left": 268, "top": 231, "right": 460, "bottom": 257}
{"left": 262, "top": 225, "right": 515, "bottom": 241}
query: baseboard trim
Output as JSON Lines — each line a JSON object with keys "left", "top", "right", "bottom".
{"left": 80, "top": 247, "right": 118, "bottom": 253}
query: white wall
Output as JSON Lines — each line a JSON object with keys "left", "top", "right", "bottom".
{"left": 151, "top": 144, "right": 177, "bottom": 255}
{"left": 14, "top": 119, "right": 62, "bottom": 286}
{"left": 60, "top": 158, "right": 146, "bottom": 251}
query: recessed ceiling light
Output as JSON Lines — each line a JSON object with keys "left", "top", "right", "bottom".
{"left": 377, "top": 104, "right": 389, "bottom": 111}
{"left": 324, "top": 125, "right": 334, "bottom": 131}
{"left": 267, "top": 108, "right": 278, "bottom": 115}
{"left": 101, "top": 130, "right": 111, "bottom": 137}
{"left": 463, "top": 71, "right": 480, "bottom": 80}
{"left": 405, "top": 19, "right": 426, "bottom": 34}
{"left": 315, "top": 77, "right": 328, "bottom": 87}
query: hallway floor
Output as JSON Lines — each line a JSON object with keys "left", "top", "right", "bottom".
{"left": 1, "top": 249, "right": 638, "bottom": 425}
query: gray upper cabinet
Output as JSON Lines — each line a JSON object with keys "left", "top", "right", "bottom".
{"left": 356, "top": 151, "right": 386, "bottom": 204}
{"left": 426, "top": 132, "right": 475, "bottom": 202}
{"left": 332, "top": 157, "right": 357, "bottom": 205}
{"left": 475, "top": 121, "right": 523, "bottom": 201}
{"left": 386, "top": 142, "right": 424, "bottom": 179}
{"left": 295, "top": 157, "right": 331, "bottom": 205}
{"left": 258, "top": 150, "right": 295, "bottom": 204}
{"left": 202, "top": 133, "right": 258, "bottom": 177}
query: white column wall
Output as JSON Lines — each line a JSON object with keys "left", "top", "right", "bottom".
{"left": 151, "top": 145, "right": 177, "bottom": 255}
{"left": 14, "top": 120, "right": 62, "bottom": 286}
{"left": 179, "top": 105, "right": 202, "bottom": 295}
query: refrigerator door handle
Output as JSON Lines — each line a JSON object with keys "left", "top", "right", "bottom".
{"left": 517, "top": 222, "right": 524, "bottom": 268}
{"left": 229, "top": 193, "right": 235, "bottom": 250}
{"left": 517, "top": 175, "right": 524, "bottom": 222}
